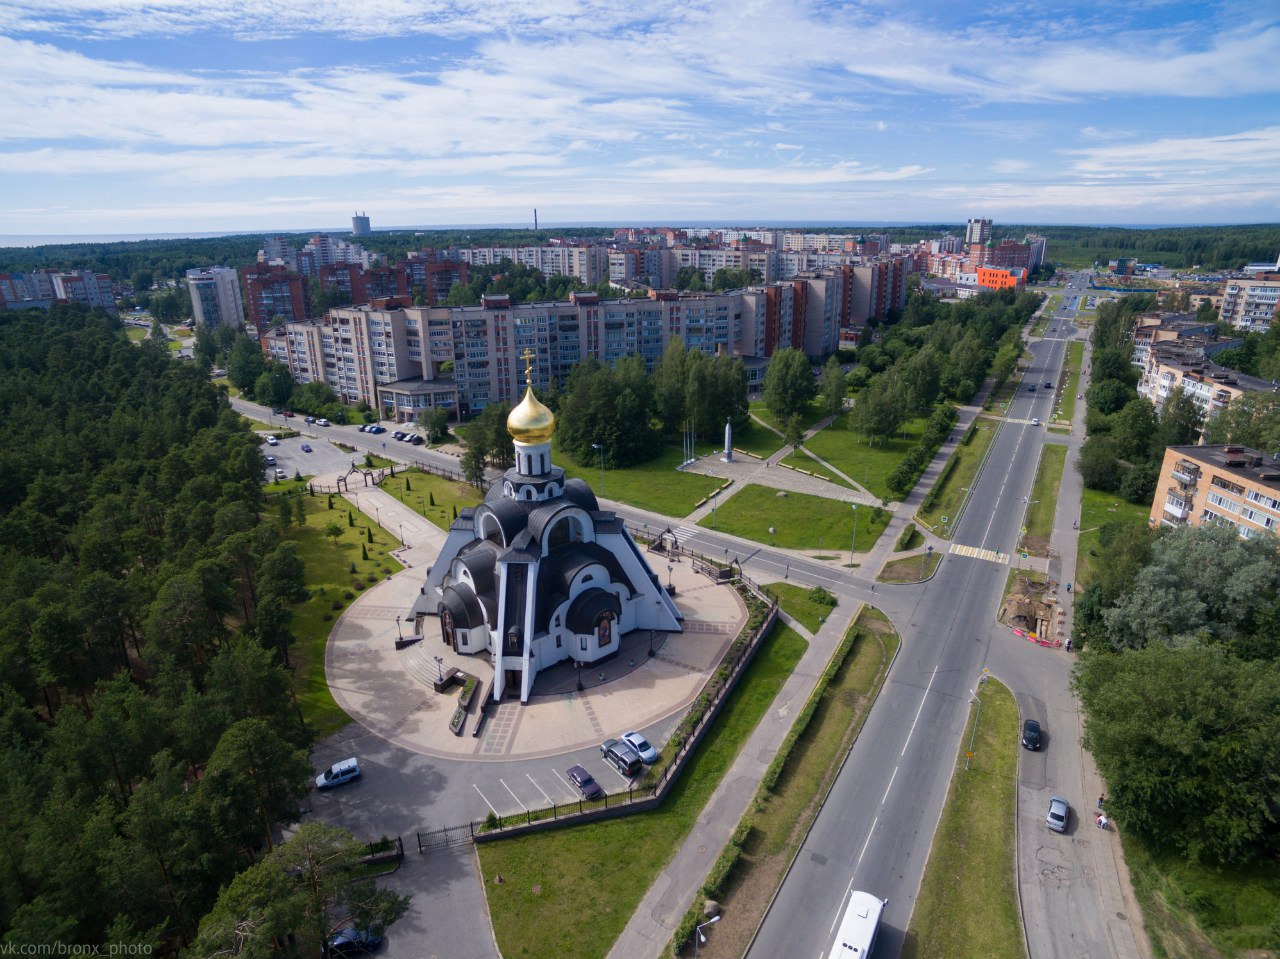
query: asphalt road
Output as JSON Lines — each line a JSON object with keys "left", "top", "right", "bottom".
{"left": 743, "top": 275, "right": 1104, "bottom": 959}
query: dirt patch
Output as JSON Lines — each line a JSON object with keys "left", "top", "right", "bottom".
{"left": 1023, "top": 533, "right": 1051, "bottom": 557}
{"left": 999, "top": 573, "right": 1053, "bottom": 633}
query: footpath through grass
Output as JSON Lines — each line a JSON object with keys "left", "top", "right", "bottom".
{"left": 558, "top": 442, "right": 722, "bottom": 518}
{"left": 1023, "top": 444, "right": 1067, "bottom": 557}
{"left": 1058, "top": 340, "right": 1084, "bottom": 423}
{"left": 917, "top": 416, "right": 1001, "bottom": 537}
{"left": 478, "top": 623, "right": 809, "bottom": 959}
{"left": 1125, "top": 836, "right": 1280, "bottom": 958}
{"left": 1076, "top": 488, "right": 1149, "bottom": 588}
{"left": 702, "top": 484, "right": 889, "bottom": 552}
{"left": 901, "top": 676, "right": 1022, "bottom": 959}
{"left": 683, "top": 607, "right": 899, "bottom": 959}
{"left": 763, "top": 581, "right": 837, "bottom": 634}
{"left": 286, "top": 491, "right": 405, "bottom": 738}
{"left": 785, "top": 412, "right": 928, "bottom": 502}
{"left": 378, "top": 468, "right": 482, "bottom": 530}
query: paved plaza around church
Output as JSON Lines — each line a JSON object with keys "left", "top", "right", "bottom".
{"left": 321, "top": 472, "right": 749, "bottom": 762}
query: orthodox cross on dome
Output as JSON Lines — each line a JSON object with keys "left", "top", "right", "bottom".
{"left": 522, "top": 348, "right": 535, "bottom": 387}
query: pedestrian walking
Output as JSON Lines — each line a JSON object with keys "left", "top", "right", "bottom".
{"left": 1098, "top": 795, "right": 1105, "bottom": 809}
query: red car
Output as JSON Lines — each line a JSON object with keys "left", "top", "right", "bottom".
{"left": 282, "top": 410, "right": 294, "bottom": 418}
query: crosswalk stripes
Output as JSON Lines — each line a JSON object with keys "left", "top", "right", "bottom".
{"left": 948, "top": 543, "right": 1010, "bottom": 565}
{"left": 674, "top": 526, "right": 699, "bottom": 541}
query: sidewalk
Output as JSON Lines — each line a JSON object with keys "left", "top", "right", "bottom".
{"left": 605, "top": 604, "right": 858, "bottom": 959}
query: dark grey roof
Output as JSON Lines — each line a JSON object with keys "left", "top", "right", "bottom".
{"left": 562, "top": 478, "right": 599, "bottom": 512}
{"left": 478, "top": 492, "right": 534, "bottom": 546}
{"left": 566, "top": 588, "right": 622, "bottom": 634}
{"left": 440, "top": 584, "right": 487, "bottom": 630}
{"left": 456, "top": 539, "right": 500, "bottom": 598}
{"left": 535, "top": 542, "right": 635, "bottom": 633}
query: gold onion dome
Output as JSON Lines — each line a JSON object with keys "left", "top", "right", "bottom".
{"left": 507, "top": 385, "right": 555, "bottom": 444}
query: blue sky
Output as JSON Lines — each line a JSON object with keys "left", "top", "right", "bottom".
{"left": 1, "top": 0, "right": 1278, "bottom": 235}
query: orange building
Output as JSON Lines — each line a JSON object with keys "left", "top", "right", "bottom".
{"left": 976, "top": 266, "right": 1026, "bottom": 291}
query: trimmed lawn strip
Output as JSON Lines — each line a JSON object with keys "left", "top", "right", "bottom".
{"left": 779, "top": 448, "right": 848, "bottom": 487}
{"left": 1125, "top": 836, "right": 1280, "bottom": 958}
{"left": 1059, "top": 341, "right": 1084, "bottom": 424}
{"left": 478, "top": 624, "right": 809, "bottom": 959}
{"left": 733, "top": 421, "right": 786, "bottom": 459}
{"left": 124, "top": 327, "right": 147, "bottom": 342}
{"left": 701, "top": 484, "right": 889, "bottom": 552}
{"left": 378, "top": 468, "right": 482, "bottom": 530}
{"left": 1076, "top": 488, "right": 1149, "bottom": 589}
{"left": 797, "top": 413, "right": 928, "bottom": 502}
{"left": 878, "top": 550, "right": 942, "bottom": 583}
{"left": 669, "top": 607, "right": 899, "bottom": 959}
{"left": 917, "top": 416, "right": 1001, "bottom": 536}
{"left": 557, "top": 442, "right": 722, "bottom": 518}
{"left": 901, "top": 677, "right": 1022, "bottom": 959}
{"left": 1023, "top": 445, "right": 1067, "bottom": 557}
{"left": 762, "top": 581, "right": 837, "bottom": 634}
{"left": 286, "top": 492, "right": 405, "bottom": 739}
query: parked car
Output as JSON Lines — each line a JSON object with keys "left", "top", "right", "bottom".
{"left": 1021, "top": 719, "right": 1042, "bottom": 750}
{"left": 391, "top": 431, "right": 406, "bottom": 441}
{"left": 265, "top": 455, "right": 276, "bottom": 466}
{"left": 315, "top": 757, "right": 361, "bottom": 790}
{"left": 271, "top": 407, "right": 283, "bottom": 415}
{"left": 621, "top": 731, "right": 658, "bottom": 764}
{"left": 328, "top": 928, "right": 383, "bottom": 956}
{"left": 305, "top": 415, "right": 316, "bottom": 424}
{"left": 266, "top": 435, "right": 279, "bottom": 446}
{"left": 409, "top": 434, "right": 425, "bottom": 445}
{"left": 317, "top": 418, "right": 330, "bottom": 427}
{"left": 370, "top": 425, "right": 387, "bottom": 434}
{"left": 566, "top": 764, "right": 604, "bottom": 800}
{"left": 274, "top": 468, "right": 286, "bottom": 480}
{"left": 600, "top": 738, "right": 643, "bottom": 777}
{"left": 1046, "top": 795, "right": 1070, "bottom": 833}
{"left": 301, "top": 443, "right": 312, "bottom": 452}
{"left": 282, "top": 410, "right": 294, "bottom": 418}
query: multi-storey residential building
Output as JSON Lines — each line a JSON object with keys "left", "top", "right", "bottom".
{"left": 1136, "top": 344, "right": 1277, "bottom": 420}
{"left": 965, "top": 218, "right": 993, "bottom": 245}
{"left": 186, "top": 266, "right": 246, "bottom": 329}
{"left": 404, "top": 253, "right": 468, "bottom": 306}
{"left": 352, "top": 213, "right": 371, "bottom": 236}
{"left": 1150, "top": 444, "right": 1280, "bottom": 539}
{"left": 241, "top": 263, "right": 309, "bottom": 335}
{"left": 452, "top": 245, "right": 608, "bottom": 284}
{"left": 1129, "top": 312, "right": 1223, "bottom": 369}
{"left": 1, "top": 270, "right": 113, "bottom": 312}
{"left": 1219, "top": 276, "right": 1280, "bottom": 333}
{"left": 1024, "top": 234, "right": 1048, "bottom": 270}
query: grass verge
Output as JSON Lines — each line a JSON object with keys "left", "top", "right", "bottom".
{"left": 1076, "top": 488, "right": 1149, "bottom": 588}
{"left": 669, "top": 607, "right": 899, "bottom": 959}
{"left": 478, "top": 623, "right": 809, "bottom": 959}
{"left": 786, "top": 413, "right": 928, "bottom": 502}
{"left": 285, "top": 491, "right": 405, "bottom": 738}
{"left": 917, "top": 416, "right": 1001, "bottom": 536}
{"left": 1124, "top": 836, "right": 1279, "bottom": 958}
{"left": 378, "top": 469, "right": 483, "bottom": 530}
{"left": 700, "top": 484, "right": 889, "bottom": 552}
{"left": 1023, "top": 445, "right": 1067, "bottom": 557}
{"left": 1058, "top": 341, "right": 1084, "bottom": 423}
{"left": 749, "top": 400, "right": 829, "bottom": 436}
{"left": 557, "top": 442, "right": 722, "bottom": 518}
{"left": 878, "top": 550, "right": 942, "bottom": 583}
{"left": 900, "top": 677, "right": 1022, "bottom": 959}
{"left": 762, "top": 582, "right": 837, "bottom": 634}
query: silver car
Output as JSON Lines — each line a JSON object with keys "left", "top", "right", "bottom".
{"left": 1046, "top": 796, "right": 1070, "bottom": 833}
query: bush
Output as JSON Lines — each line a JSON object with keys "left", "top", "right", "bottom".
{"left": 343, "top": 590, "right": 355, "bottom": 600}
{"left": 807, "top": 585, "right": 837, "bottom": 607}
{"left": 331, "top": 600, "right": 343, "bottom": 610}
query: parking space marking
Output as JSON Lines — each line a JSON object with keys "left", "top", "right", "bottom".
{"left": 605, "top": 763, "right": 636, "bottom": 785}
{"left": 500, "top": 779, "right": 527, "bottom": 811}
{"left": 527, "top": 774, "right": 554, "bottom": 806}
{"left": 472, "top": 784, "right": 497, "bottom": 815}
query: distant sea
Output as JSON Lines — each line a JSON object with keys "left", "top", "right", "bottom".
{"left": 0, "top": 231, "right": 259, "bottom": 248}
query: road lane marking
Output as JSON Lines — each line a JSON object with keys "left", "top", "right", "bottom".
{"left": 473, "top": 784, "right": 497, "bottom": 815}
{"left": 499, "top": 779, "right": 527, "bottom": 811}
{"left": 881, "top": 766, "right": 898, "bottom": 806}
{"left": 855, "top": 815, "right": 878, "bottom": 867}
{"left": 903, "top": 662, "right": 940, "bottom": 757}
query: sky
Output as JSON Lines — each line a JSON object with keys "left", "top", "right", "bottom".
{"left": 1, "top": 0, "right": 1279, "bottom": 237}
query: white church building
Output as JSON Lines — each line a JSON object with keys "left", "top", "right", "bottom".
{"left": 411, "top": 354, "right": 683, "bottom": 703}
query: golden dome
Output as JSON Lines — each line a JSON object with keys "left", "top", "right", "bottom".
{"left": 507, "top": 385, "right": 555, "bottom": 444}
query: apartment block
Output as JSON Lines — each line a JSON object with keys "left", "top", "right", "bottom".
{"left": 452, "top": 245, "right": 608, "bottom": 284}
{"left": 1130, "top": 312, "right": 1223, "bottom": 368}
{"left": 241, "top": 263, "right": 309, "bottom": 335}
{"left": 186, "top": 266, "right": 246, "bottom": 329}
{"left": 965, "top": 218, "right": 993, "bottom": 245}
{"left": 1150, "top": 445, "right": 1280, "bottom": 539}
{"left": 1219, "top": 276, "right": 1280, "bottom": 333}
{"left": 1, "top": 270, "right": 113, "bottom": 313}
{"left": 404, "top": 257, "right": 468, "bottom": 306}
{"left": 1136, "top": 344, "right": 1276, "bottom": 420}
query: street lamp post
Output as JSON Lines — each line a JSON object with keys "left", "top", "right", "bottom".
{"left": 693, "top": 916, "right": 721, "bottom": 959}
{"left": 398, "top": 522, "right": 404, "bottom": 547}
{"left": 374, "top": 505, "right": 380, "bottom": 527}
{"left": 921, "top": 544, "right": 933, "bottom": 580}
{"left": 850, "top": 504, "right": 859, "bottom": 565}
{"left": 396, "top": 615, "right": 403, "bottom": 640}
{"left": 433, "top": 655, "right": 444, "bottom": 683}
{"left": 591, "top": 443, "right": 605, "bottom": 497}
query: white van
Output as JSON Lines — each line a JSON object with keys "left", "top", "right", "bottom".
{"left": 315, "top": 757, "right": 361, "bottom": 789}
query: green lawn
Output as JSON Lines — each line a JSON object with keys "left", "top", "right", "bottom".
{"left": 124, "top": 327, "right": 147, "bottom": 342}
{"left": 1024, "top": 445, "right": 1067, "bottom": 557}
{"left": 732, "top": 420, "right": 786, "bottom": 459}
{"left": 901, "top": 677, "right": 1022, "bottom": 959}
{"left": 377, "top": 469, "right": 483, "bottom": 531}
{"left": 1076, "top": 488, "right": 1150, "bottom": 588}
{"left": 1058, "top": 341, "right": 1084, "bottom": 423}
{"left": 878, "top": 550, "right": 942, "bottom": 583}
{"left": 286, "top": 492, "right": 405, "bottom": 738}
{"left": 917, "top": 416, "right": 1001, "bottom": 537}
{"left": 1125, "top": 836, "right": 1280, "bottom": 958}
{"left": 762, "top": 581, "right": 837, "bottom": 633}
{"left": 790, "top": 413, "right": 929, "bottom": 502}
{"left": 700, "top": 484, "right": 889, "bottom": 552}
{"left": 558, "top": 442, "right": 722, "bottom": 518}
{"left": 749, "top": 399, "right": 830, "bottom": 435}
{"left": 479, "top": 623, "right": 809, "bottom": 959}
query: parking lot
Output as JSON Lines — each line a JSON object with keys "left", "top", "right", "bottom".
{"left": 258, "top": 423, "right": 364, "bottom": 484}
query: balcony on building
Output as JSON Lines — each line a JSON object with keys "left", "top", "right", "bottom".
{"left": 1171, "top": 462, "right": 1200, "bottom": 485}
